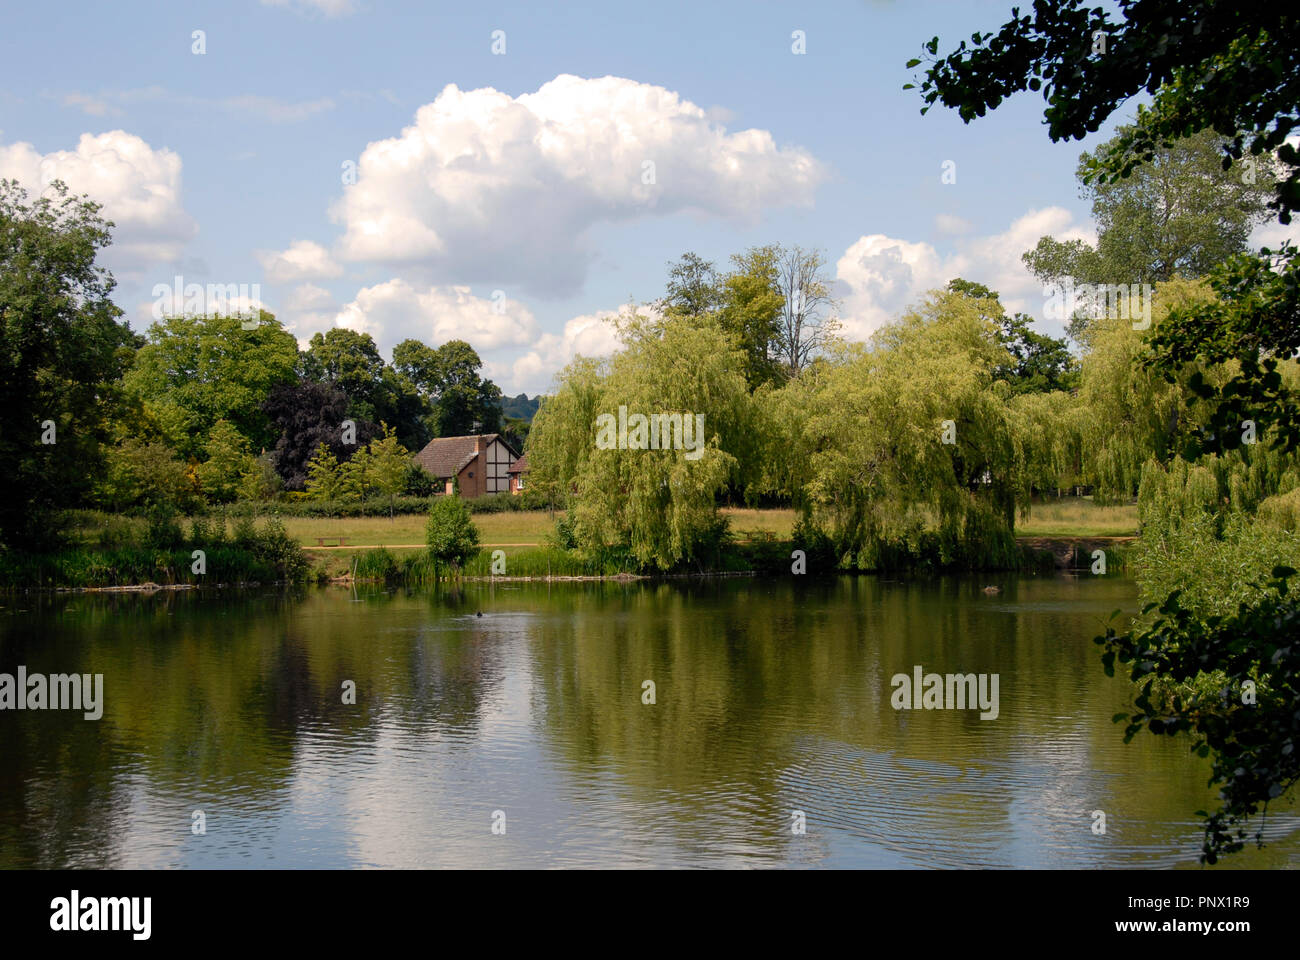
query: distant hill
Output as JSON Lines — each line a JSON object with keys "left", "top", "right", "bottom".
{"left": 500, "top": 393, "right": 541, "bottom": 422}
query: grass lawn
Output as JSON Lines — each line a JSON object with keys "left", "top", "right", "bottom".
{"left": 66, "top": 497, "right": 1136, "bottom": 577}
{"left": 1014, "top": 497, "right": 1139, "bottom": 537}
{"left": 285, "top": 506, "right": 800, "bottom": 549}
{"left": 283, "top": 511, "right": 559, "bottom": 548}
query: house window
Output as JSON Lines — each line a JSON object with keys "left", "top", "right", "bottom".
{"left": 517, "top": 475, "right": 526, "bottom": 490}
{"left": 468, "top": 471, "right": 474, "bottom": 478}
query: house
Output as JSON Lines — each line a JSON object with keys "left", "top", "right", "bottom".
{"left": 507, "top": 453, "right": 529, "bottom": 495}
{"left": 412, "top": 434, "right": 519, "bottom": 498}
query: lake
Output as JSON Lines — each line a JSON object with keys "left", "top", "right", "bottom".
{"left": 2, "top": 575, "right": 1297, "bottom": 868}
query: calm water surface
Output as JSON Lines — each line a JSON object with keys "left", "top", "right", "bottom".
{"left": 1, "top": 575, "right": 1297, "bottom": 868}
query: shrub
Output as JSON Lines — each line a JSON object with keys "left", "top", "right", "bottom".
{"left": 426, "top": 496, "right": 481, "bottom": 573}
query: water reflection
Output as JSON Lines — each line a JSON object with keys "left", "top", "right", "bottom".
{"left": 0, "top": 576, "right": 1296, "bottom": 868}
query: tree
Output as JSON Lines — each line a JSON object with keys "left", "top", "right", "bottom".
{"left": 304, "top": 444, "right": 344, "bottom": 502}
{"left": 774, "top": 245, "right": 840, "bottom": 376}
{"left": 946, "top": 279, "right": 1078, "bottom": 394}
{"left": 660, "top": 252, "right": 723, "bottom": 319}
{"left": 125, "top": 310, "right": 298, "bottom": 459}
{"left": 763, "top": 288, "right": 1024, "bottom": 566}
{"left": 299, "top": 328, "right": 387, "bottom": 419}
{"left": 393, "top": 339, "right": 503, "bottom": 437}
{"left": 911, "top": 0, "right": 1300, "bottom": 861}
{"left": 197, "top": 419, "right": 256, "bottom": 504}
{"left": 719, "top": 245, "right": 785, "bottom": 390}
{"left": 0, "top": 179, "right": 137, "bottom": 548}
{"left": 425, "top": 494, "right": 481, "bottom": 573}
{"left": 527, "top": 357, "right": 608, "bottom": 512}
{"left": 366, "top": 424, "right": 410, "bottom": 516}
{"left": 96, "top": 439, "right": 196, "bottom": 513}
{"left": 339, "top": 445, "right": 374, "bottom": 502}
{"left": 236, "top": 452, "right": 281, "bottom": 502}
{"left": 531, "top": 313, "right": 758, "bottom": 570}
{"left": 263, "top": 381, "right": 377, "bottom": 491}
{"left": 1021, "top": 127, "right": 1278, "bottom": 339}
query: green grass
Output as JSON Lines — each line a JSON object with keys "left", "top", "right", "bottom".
{"left": 278, "top": 507, "right": 798, "bottom": 550}
{"left": 1014, "top": 497, "right": 1139, "bottom": 538}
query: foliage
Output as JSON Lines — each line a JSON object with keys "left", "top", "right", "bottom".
{"left": 263, "top": 381, "right": 377, "bottom": 491}
{"left": 763, "top": 289, "right": 1025, "bottom": 563}
{"left": 425, "top": 495, "right": 481, "bottom": 572}
{"left": 0, "top": 179, "right": 137, "bottom": 549}
{"left": 660, "top": 251, "right": 723, "bottom": 319}
{"left": 1020, "top": 127, "right": 1278, "bottom": 339}
{"left": 366, "top": 425, "right": 410, "bottom": 515}
{"left": 297, "top": 328, "right": 430, "bottom": 451}
{"left": 547, "top": 314, "right": 755, "bottom": 570}
{"left": 393, "top": 338, "right": 502, "bottom": 438}
{"left": 197, "top": 419, "right": 257, "bottom": 504}
{"left": 1145, "top": 244, "right": 1300, "bottom": 457}
{"left": 305, "top": 444, "right": 345, "bottom": 503}
{"left": 719, "top": 244, "right": 786, "bottom": 389}
{"left": 96, "top": 439, "right": 197, "bottom": 513}
{"left": 947, "top": 279, "right": 1078, "bottom": 393}
{"left": 527, "top": 356, "right": 608, "bottom": 511}
{"left": 125, "top": 310, "right": 298, "bottom": 459}
{"left": 0, "top": 515, "right": 310, "bottom": 587}
{"left": 1096, "top": 566, "right": 1300, "bottom": 863}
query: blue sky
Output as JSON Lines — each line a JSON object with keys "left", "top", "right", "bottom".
{"left": 2, "top": 0, "right": 1151, "bottom": 394}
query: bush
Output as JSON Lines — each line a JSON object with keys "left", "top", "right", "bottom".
{"left": 403, "top": 463, "right": 437, "bottom": 497}
{"left": 426, "top": 496, "right": 481, "bottom": 573}
{"left": 143, "top": 506, "right": 185, "bottom": 550}
{"left": 354, "top": 546, "right": 401, "bottom": 581}
{"left": 792, "top": 513, "right": 838, "bottom": 573}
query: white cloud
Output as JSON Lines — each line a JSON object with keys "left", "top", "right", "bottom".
{"left": 274, "top": 282, "right": 340, "bottom": 344}
{"left": 256, "top": 240, "right": 343, "bottom": 282}
{"left": 0, "top": 131, "right": 197, "bottom": 268}
{"left": 61, "top": 92, "right": 119, "bottom": 117}
{"left": 836, "top": 207, "right": 1095, "bottom": 340}
{"left": 331, "top": 74, "right": 824, "bottom": 295}
{"left": 285, "top": 282, "right": 336, "bottom": 312}
{"left": 511, "top": 306, "right": 638, "bottom": 393}
{"left": 934, "top": 213, "right": 973, "bottom": 235}
{"left": 329, "top": 280, "right": 537, "bottom": 356}
{"left": 836, "top": 235, "right": 949, "bottom": 340}
{"left": 1252, "top": 219, "right": 1300, "bottom": 250}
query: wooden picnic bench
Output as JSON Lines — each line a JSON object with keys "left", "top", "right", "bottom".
{"left": 314, "top": 536, "right": 349, "bottom": 547}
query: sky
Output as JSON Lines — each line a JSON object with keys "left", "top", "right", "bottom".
{"left": 2, "top": 0, "right": 1280, "bottom": 396}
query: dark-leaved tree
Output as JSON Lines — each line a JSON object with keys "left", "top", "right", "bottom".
{"left": 263, "top": 381, "right": 377, "bottom": 491}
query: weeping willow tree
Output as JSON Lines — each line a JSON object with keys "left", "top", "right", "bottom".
{"left": 763, "top": 288, "right": 1053, "bottom": 569}
{"left": 1070, "top": 279, "right": 1222, "bottom": 501}
{"left": 526, "top": 312, "right": 758, "bottom": 571}
{"left": 526, "top": 355, "right": 607, "bottom": 513}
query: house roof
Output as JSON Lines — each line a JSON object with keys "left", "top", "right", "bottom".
{"left": 412, "top": 434, "right": 518, "bottom": 478}
{"left": 507, "top": 453, "right": 529, "bottom": 474}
